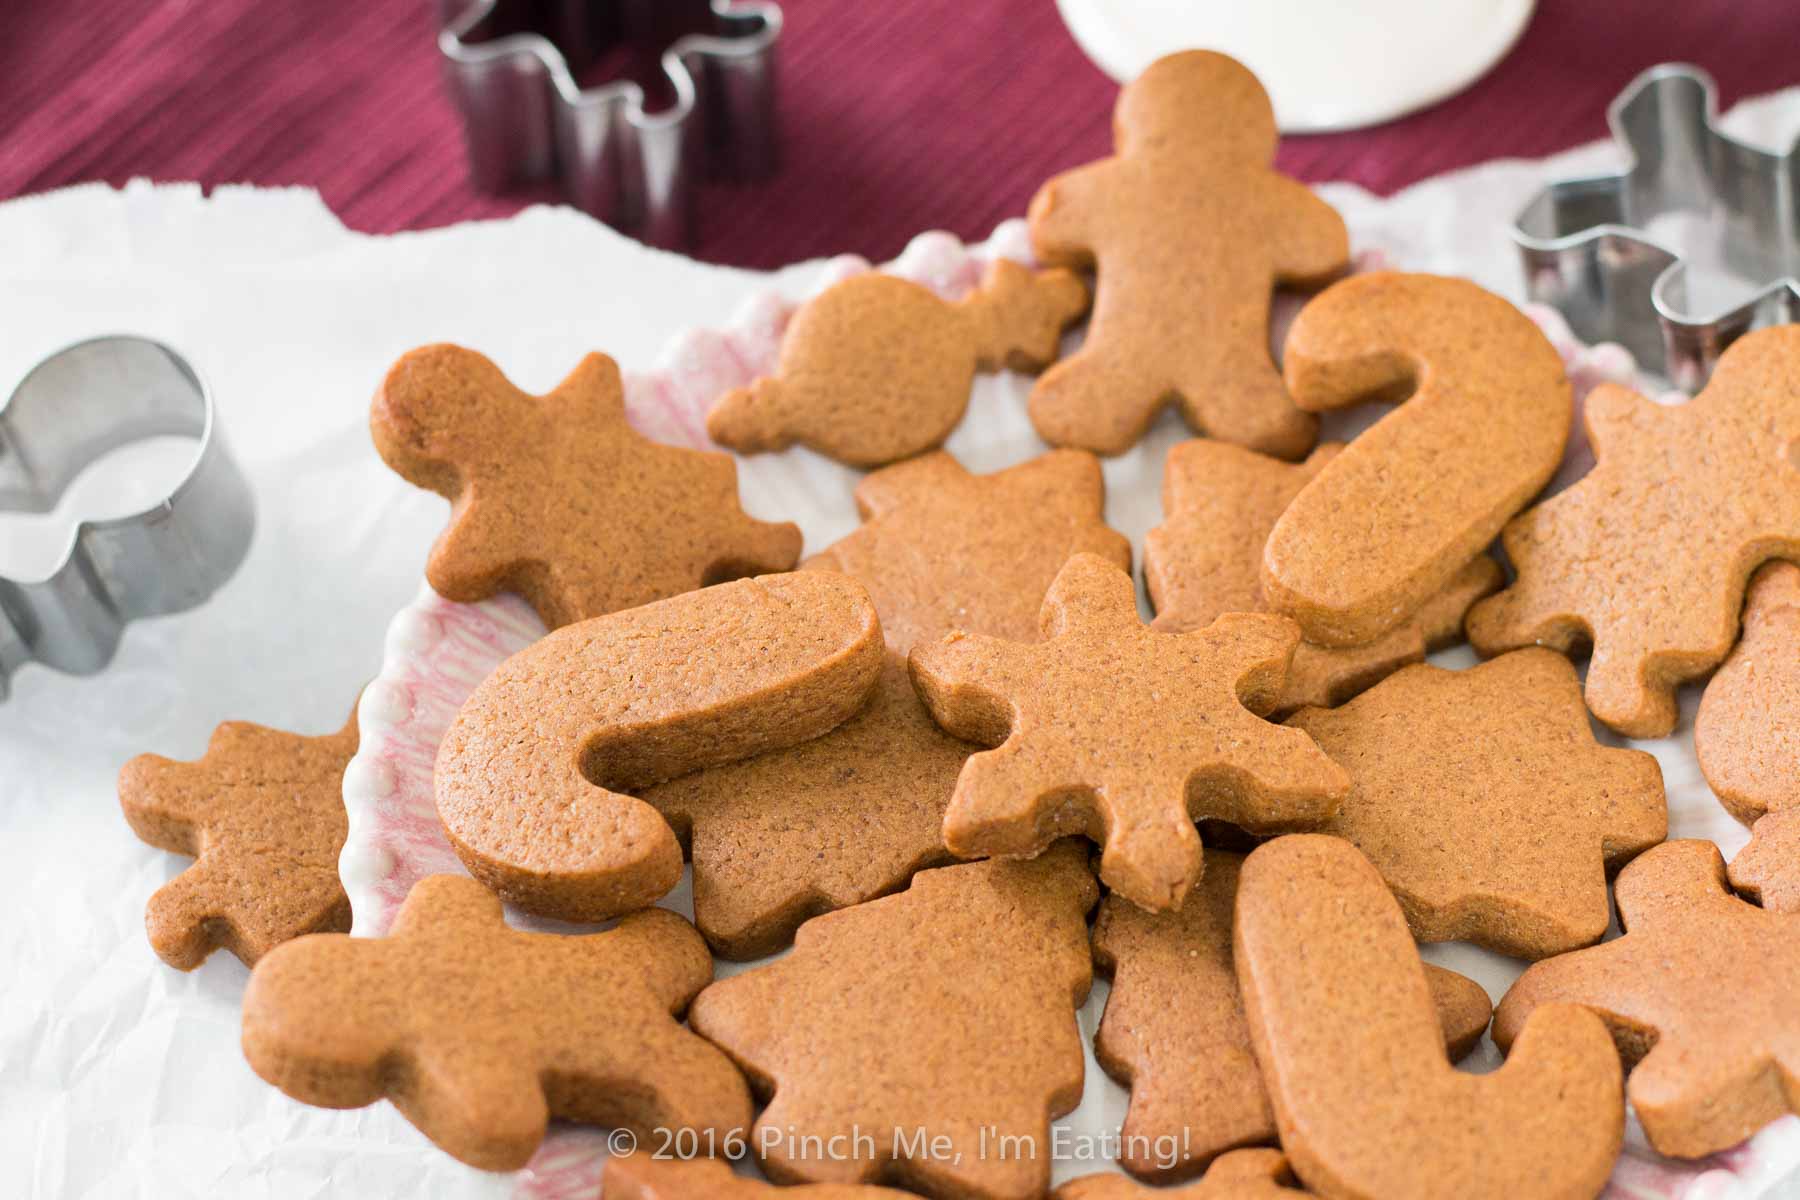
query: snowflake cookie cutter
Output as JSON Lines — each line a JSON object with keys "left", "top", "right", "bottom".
{"left": 1512, "top": 63, "right": 1799, "bottom": 391}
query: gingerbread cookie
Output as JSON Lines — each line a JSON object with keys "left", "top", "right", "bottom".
{"left": 1468, "top": 324, "right": 1800, "bottom": 736}
{"left": 437, "top": 571, "right": 883, "bottom": 922}
{"left": 1696, "top": 562, "right": 1800, "bottom": 823}
{"left": 807, "top": 449, "right": 1132, "bottom": 652}
{"left": 1263, "top": 272, "right": 1572, "bottom": 648}
{"left": 1494, "top": 839, "right": 1800, "bottom": 1158}
{"left": 118, "top": 702, "right": 359, "bottom": 970}
{"left": 372, "top": 344, "right": 801, "bottom": 629}
{"left": 707, "top": 260, "right": 1089, "bottom": 468}
{"left": 1235, "top": 835, "right": 1624, "bottom": 1200}
{"left": 1287, "top": 649, "right": 1666, "bottom": 958}
{"left": 605, "top": 1155, "right": 918, "bottom": 1198}
{"left": 1094, "top": 849, "right": 1492, "bottom": 1182}
{"left": 1055, "top": 1150, "right": 1311, "bottom": 1199}
{"left": 1731, "top": 810, "right": 1800, "bottom": 913}
{"left": 1146, "top": 439, "right": 1502, "bottom": 713}
{"left": 1027, "top": 50, "right": 1347, "bottom": 458}
{"left": 689, "top": 841, "right": 1097, "bottom": 1200}
{"left": 910, "top": 552, "right": 1348, "bottom": 912}
{"left": 241, "top": 874, "right": 751, "bottom": 1171}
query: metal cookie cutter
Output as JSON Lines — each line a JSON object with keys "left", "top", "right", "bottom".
{"left": 0, "top": 337, "right": 254, "bottom": 699}
{"left": 437, "top": 0, "right": 782, "bottom": 250}
{"left": 1513, "top": 63, "right": 1799, "bottom": 390}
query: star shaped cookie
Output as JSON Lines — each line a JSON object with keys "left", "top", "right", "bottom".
{"left": 910, "top": 552, "right": 1348, "bottom": 912}
{"left": 1494, "top": 839, "right": 1800, "bottom": 1158}
{"left": 241, "top": 874, "right": 751, "bottom": 1171}
{"left": 1146, "top": 439, "right": 1501, "bottom": 714}
{"left": 1468, "top": 324, "right": 1800, "bottom": 736}
{"left": 1287, "top": 649, "right": 1667, "bottom": 958}
{"left": 372, "top": 344, "right": 801, "bottom": 629}
{"left": 118, "top": 703, "right": 359, "bottom": 969}
{"left": 641, "top": 450, "right": 1126, "bottom": 957}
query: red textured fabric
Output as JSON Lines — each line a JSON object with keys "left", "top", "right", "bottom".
{"left": 1, "top": 0, "right": 1795, "bottom": 269}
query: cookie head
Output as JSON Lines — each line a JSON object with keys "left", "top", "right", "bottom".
{"left": 1115, "top": 50, "right": 1278, "bottom": 164}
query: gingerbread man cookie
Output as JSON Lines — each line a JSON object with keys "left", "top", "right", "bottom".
{"left": 1146, "top": 439, "right": 1501, "bottom": 714}
{"left": 1094, "top": 849, "right": 1492, "bottom": 1183}
{"left": 119, "top": 702, "right": 358, "bottom": 970}
{"left": 1287, "top": 649, "right": 1667, "bottom": 958}
{"left": 1469, "top": 323, "right": 1800, "bottom": 737}
{"left": 605, "top": 1155, "right": 919, "bottom": 1198}
{"left": 1263, "top": 272, "right": 1572, "bottom": 648}
{"left": 1027, "top": 50, "right": 1347, "bottom": 458}
{"left": 689, "top": 842, "right": 1098, "bottom": 1200}
{"left": 641, "top": 450, "right": 1122, "bottom": 957}
{"left": 1235, "top": 836, "right": 1624, "bottom": 1200}
{"left": 241, "top": 874, "right": 751, "bottom": 1171}
{"left": 708, "top": 260, "right": 1089, "bottom": 468}
{"left": 910, "top": 552, "right": 1348, "bottom": 912}
{"left": 437, "top": 571, "right": 883, "bottom": 922}
{"left": 1055, "top": 1150, "right": 1312, "bottom": 1199}
{"left": 372, "top": 344, "right": 801, "bottom": 629}
{"left": 1495, "top": 839, "right": 1800, "bottom": 1159}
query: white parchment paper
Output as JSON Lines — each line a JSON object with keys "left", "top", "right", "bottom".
{"left": 2, "top": 83, "right": 1797, "bottom": 1199}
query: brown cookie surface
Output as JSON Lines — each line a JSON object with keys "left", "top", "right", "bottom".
{"left": 1028, "top": 51, "right": 1347, "bottom": 458}
{"left": 1093, "top": 849, "right": 1491, "bottom": 1183}
{"left": 1468, "top": 324, "right": 1800, "bottom": 737}
{"left": 1286, "top": 649, "right": 1667, "bottom": 958}
{"left": 1146, "top": 439, "right": 1502, "bottom": 714}
{"left": 708, "top": 261, "right": 1088, "bottom": 468}
{"left": 910, "top": 552, "right": 1348, "bottom": 912}
{"left": 1263, "top": 273, "right": 1571, "bottom": 648}
{"left": 1234, "top": 835, "right": 1624, "bottom": 1200}
{"left": 1494, "top": 839, "right": 1800, "bottom": 1158}
{"left": 371, "top": 344, "right": 801, "bottom": 629}
{"left": 436, "top": 572, "right": 883, "bottom": 922}
{"left": 118, "top": 703, "right": 359, "bottom": 970}
{"left": 1732, "top": 809, "right": 1800, "bottom": 913}
{"left": 604, "top": 1155, "right": 917, "bottom": 1198}
{"left": 688, "top": 842, "right": 1098, "bottom": 1200}
{"left": 241, "top": 874, "right": 751, "bottom": 1172}
{"left": 1696, "top": 561, "right": 1800, "bottom": 826}
{"left": 1054, "top": 1149, "right": 1313, "bottom": 1198}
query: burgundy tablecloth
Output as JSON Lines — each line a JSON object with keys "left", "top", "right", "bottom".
{"left": 2, "top": 0, "right": 1795, "bottom": 269}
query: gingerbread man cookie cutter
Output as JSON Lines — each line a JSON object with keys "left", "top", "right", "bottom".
{"left": 0, "top": 337, "right": 254, "bottom": 700}
{"left": 1513, "top": 63, "right": 1800, "bottom": 390}
{"left": 437, "top": 0, "right": 781, "bottom": 249}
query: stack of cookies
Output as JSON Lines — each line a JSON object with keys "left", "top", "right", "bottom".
{"left": 119, "top": 50, "right": 1800, "bottom": 1200}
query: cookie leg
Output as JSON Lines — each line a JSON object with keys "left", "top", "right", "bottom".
{"left": 1177, "top": 355, "right": 1317, "bottom": 462}
{"left": 1028, "top": 344, "right": 1171, "bottom": 457}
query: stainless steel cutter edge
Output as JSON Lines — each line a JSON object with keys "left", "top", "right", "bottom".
{"left": 437, "top": 0, "right": 782, "bottom": 249}
{"left": 1512, "top": 63, "right": 1800, "bottom": 390}
{"left": 0, "top": 336, "right": 254, "bottom": 699}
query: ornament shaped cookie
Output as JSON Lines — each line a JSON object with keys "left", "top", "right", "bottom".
{"left": 689, "top": 842, "right": 1098, "bottom": 1200}
{"left": 372, "top": 344, "right": 801, "bottom": 629}
{"left": 1286, "top": 649, "right": 1667, "bottom": 958}
{"left": 1469, "top": 324, "right": 1800, "bottom": 736}
{"left": 1146, "top": 439, "right": 1502, "bottom": 714}
{"left": 436, "top": 572, "right": 883, "bottom": 922}
{"left": 1494, "top": 839, "right": 1800, "bottom": 1158}
{"left": 1094, "top": 849, "right": 1492, "bottom": 1183}
{"left": 1234, "top": 835, "right": 1624, "bottom": 1200}
{"left": 241, "top": 874, "right": 751, "bottom": 1171}
{"left": 707, "top": 260, "right": 1089, "bottom": 468}
{"left": 911, "top": 553, "right": 1348, "bottom": 912}
{"left": 118, "top": 703, "right": 358, "bottom": 969}
{"left": 808, "top": 449, "right": 1133, "bottom": 651}
{"left": 642, "top": 450, "right": 1123, "bottom": 957}
{"left": 606, "top": 1155, "right": 919, "bottom": 1198}
{"left": 1055, "top": 1150, "right": 1312, "bottom": 1199}
{"left": 1263, "top": 273, "right": 1572, "bottom": 647}
{"left": 1027, "top": 50, "right": 1347, "bottom": 458}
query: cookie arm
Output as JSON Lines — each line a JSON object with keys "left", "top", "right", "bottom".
{"left": 1266, "top": 175, "right": 1351, "bottom": 288}
{"left": 1028, "top": 162, "right": 1110, "bottom": 269}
